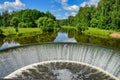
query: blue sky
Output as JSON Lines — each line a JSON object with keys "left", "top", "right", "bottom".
{"left": 0, "top": 0, "right": 99, "bottom": 19}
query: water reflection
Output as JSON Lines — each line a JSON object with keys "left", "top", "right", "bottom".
{"left": 0, "top": 29, "right": 120, "bottom": 50}
{"left": 75, "top": 33, "right": 120, "bottom": 50}
{"left": 0, "top": 32, "right": 57, "bottom": 49}
{"left": 54, "top": 32, "right": 76, "bottom": 42}
{"left": 0, "top": 40, "right": 20, "bottom": 50}
{"left": 0, "top": 31, "right": 77, "bottom": 49}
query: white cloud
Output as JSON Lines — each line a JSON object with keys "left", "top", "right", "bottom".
{"left": 80, "top": 0, "right": 100, "bottom": 7}
{"left": 62, "top": 0, "right": 68, "bottom": 3}
{"left": 57, "top": 14, "right": 61, "bottom": 17}
{"left": 0, "top": 0, "right": 25, "bottom": 10}
{"left": 62, "top": 12, "right": 76, "bottom": 19}
{"left": 50, "top": 8, "right": 62, "bottom": 13}
{"left": 71, "top": 12, "right": 77, "bottom": 16}
{"left": 65, "top": 12, "right": 69, "bottom": 17}
{"left": 63, "top": 4, "right": 79, "bottom": 11}
{"left": 80, "top": 2, "right": 88, "bottom": 7}
{"left": 55, "top": 0, "right": 79, "bottom": 11}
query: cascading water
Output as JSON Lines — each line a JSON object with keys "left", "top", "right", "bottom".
{"left": 0, "top": 43, "right": 120, "bottom": 79}
{"left": 5, "top": 61, "right": 118, "bottom": 80}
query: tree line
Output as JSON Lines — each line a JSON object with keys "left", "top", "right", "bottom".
{"left": 58, "top": 0, "right": 120, "bottom": 31}
{"left": 0, "top": 9, "right": 59, "bottom": 32}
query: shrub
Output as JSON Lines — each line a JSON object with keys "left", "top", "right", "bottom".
{"left": 76, "top": 23, "right": 88, "bottom": 33}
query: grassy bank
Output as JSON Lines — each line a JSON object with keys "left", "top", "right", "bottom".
{"left": 0, "top": 27, "right": 43, "bottom": 37}
{"left": 61, "top": 26, "right": 77, "bottom": 29}
{"left": 84, "top": 28, "right": 114, "bottom": 38}
{"left": 1, "top": 26, "right": 119, "bottom": 38}
{"left": 62, "top": 26, "right": 116, "bottom": 38}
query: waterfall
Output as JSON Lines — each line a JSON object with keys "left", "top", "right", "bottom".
{"left": 5, "top": 61, "right": 118, "bottom": 80}
{"left": 0, "top": 43, "right": 120, "bottom": 79}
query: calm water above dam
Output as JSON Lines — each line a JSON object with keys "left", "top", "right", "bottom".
{"left": 0, "top": 32, "right": 76, "bottom": 49}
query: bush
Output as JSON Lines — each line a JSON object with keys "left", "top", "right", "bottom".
{"left": 0, "top": 29, "right": 6, "bottom": 38}
{"left": 76, "top": 23, "right": 88, "bottom": 33}
{"left": 0, "top": 29, "right": 3, "bottom": 34}
{"left": 36, "top": 17, "right": 58, "bottom": 32}
{"left": 18, "top": 22, "right": 26, "bottom": 28}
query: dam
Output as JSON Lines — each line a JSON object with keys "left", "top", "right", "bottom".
{"left": 0, "top": 43, "right": 120, "bottom": 79}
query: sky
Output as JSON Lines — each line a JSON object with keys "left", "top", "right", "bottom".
{"left": 0, "top": 0, "right": 99, "bottom": 19}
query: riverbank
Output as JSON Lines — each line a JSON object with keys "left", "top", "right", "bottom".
{"left": 1, "top": 26, "right": 119, "bottom": 39}
{"left": 110, "top": 33, "right": 120, "bottom": 38}
{"left": 0, "top": 27, "right": 43, "bottom": 37}
{"left": 0, "top": 27, "right": 120, "bottom": 50}
{"left": 61, "top": 26, "right": 120, "bottom": 39}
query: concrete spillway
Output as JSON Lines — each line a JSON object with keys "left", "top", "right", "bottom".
{"left": 0, "top": 43, "right": 120, "bottom": 79}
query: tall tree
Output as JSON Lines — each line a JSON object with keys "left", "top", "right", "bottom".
{"left": 10, "top": 17, "right": 19, "bottom": 32}
{"left": 36, "top": 17, "right": 58, "bottom": 31}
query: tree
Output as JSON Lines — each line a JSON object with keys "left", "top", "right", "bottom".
{"left": 68, "top": 16, "right": 75, "bottom": 26}
{"left": 0, "top": 14, "right": 3, "bottom": 26}
{"left": 0, "top": 29, "right": 6, "bottom": 38}
{"left": 0, "top": 29, "right": 3, "bottom": 34}
{"left": 90, "top": 0, "right": 120, "bottom": 30}
{"left": 1, "top": 10, "right": 13, "bottom": 27}
{"left": 76, "top": 23, "right": 88, "bottom": 33}
{"left": 36, "top": 17, "right": 58, "bottom": 32}
{"left": 18, "top": 22, "right": 26, "bottom": 28}
{"left": 10, "top": 17, "right": 19, "bottom": 32}
{"left": 46, "top": 11, "right": 56, "bottom": 20}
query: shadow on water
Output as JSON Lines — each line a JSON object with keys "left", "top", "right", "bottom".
{"left": 0, "top": 31, "right": 57, "bottom": 49}
{"left": 75, "top": 32, "right": 120, "bottom": 50}
{"left": 59, "top": 28, "right": 120, "bottom": 50}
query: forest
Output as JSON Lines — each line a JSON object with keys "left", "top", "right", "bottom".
{"left": 0, "top": 9, "right": 59, "bottom": 33}
{"left": 58, "top": 0, "right": 120, "bottom": 32}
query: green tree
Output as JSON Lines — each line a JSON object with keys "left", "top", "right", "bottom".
{"left": 36, "top": 17, "right": 58, "bottom": 31}
{"left": 68, "top": 16, "right": 75, "bottom": 26}
{"left": 10, "top": 17, "right": 19, "bottom": 32}
{"left": 2, "top": 10, "right": 13, "bottom": 27}
{"left": 0, "top": 29, "right": 6, "bottom": 38}
{"left": 46, "top": 11, "right": 56, "bottom": 20}
{"left": 76, "top": 23, "right": 88, "bottom": 33}
{"left": 0, "top": 29, "right": 3, "bottom": 34}
{"left": 18, "top": 22, "right": 26, "bottom": 28}
{"left": 91, "top": 0, "right": 120, "bottom": 30}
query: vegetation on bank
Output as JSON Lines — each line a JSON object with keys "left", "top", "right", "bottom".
{"left": 0, "top": 9, "right": 59, "bottom": 33}
{"left": 61, "top": 26, "right": 117, "bottom": 38}
{"left": 0, "top": 27, "right": 42, "bottom": 37}
{"left": 58, "top": 0, "right": 120, "bottom": 33}
{"left": 0, "top": 26, "right": 116, "bottom": 38}
{"left": 84, "top": 28, "right": 114, "bottom": 37}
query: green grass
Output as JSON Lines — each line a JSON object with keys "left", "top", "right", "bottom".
{"left": 84, "top": 28, "right": 115, "bottom": 37}
{"left": 0, "top": 27, "right": 42, "bottom": 36}
{"left": 61, "top": 26, "right": 77, "bottom": 29}
{"left": 61, "top": 26, "right": 117, "bottom": 38}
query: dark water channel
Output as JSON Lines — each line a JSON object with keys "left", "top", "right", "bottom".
{"left": 0, "top": 29, "right": 120, "bottom": 50}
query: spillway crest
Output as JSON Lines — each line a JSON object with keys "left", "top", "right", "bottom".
{"left": 0, "top": 43, "right": 120, "bottom": 79}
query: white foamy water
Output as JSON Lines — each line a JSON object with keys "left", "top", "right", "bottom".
{"left": 5, "top": 61, "right": 119, "bottom": 80}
